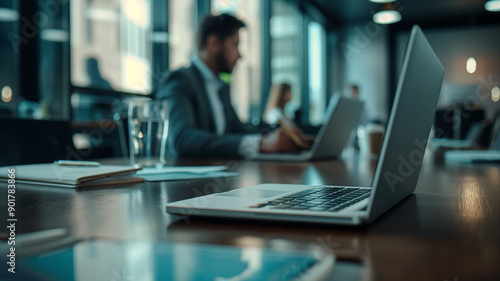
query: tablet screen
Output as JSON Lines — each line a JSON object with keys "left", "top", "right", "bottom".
{"left": 15, "top": 239, "right": 334, "bottom": 281}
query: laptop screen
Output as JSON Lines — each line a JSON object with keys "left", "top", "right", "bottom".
{"left": 366, "top": 26, "right": 445, "bottom": 222}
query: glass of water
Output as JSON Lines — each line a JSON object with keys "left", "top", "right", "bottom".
{"left": 128, "top": 100, "right": 169, "bottom": 168}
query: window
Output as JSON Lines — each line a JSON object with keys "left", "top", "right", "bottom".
{"left": 39, "top": 0, "right": 70, "bottom": 120}
{"left": 308, "top": 21, "right": 326, "bottom": 125}
{"left": 70, "top": 0, "right": 171, "bottom": 122}
{"left": 0, "top": 1, "right": 70, "bottom": 120}
{"left": 212, "top": 0, "right": 262, "bottom": 122}
{"left": 71, "top": 0, "right": 154, "bottom": 95}
{"left": 0, "top": 1, "right": 19, "bottom": 117}
{"left": 270, "top": 0, "right": 303, "bottom": 122}
{"left": 168, "top": 0, "right": 196, "bottom": 70}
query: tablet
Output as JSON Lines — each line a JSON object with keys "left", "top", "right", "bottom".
{"left": 13, "top": 239, "right": 335, "bottom": 281}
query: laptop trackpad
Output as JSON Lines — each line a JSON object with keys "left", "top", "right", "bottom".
{"left": 216, "top": 189, "right": 287, "bottom": 198}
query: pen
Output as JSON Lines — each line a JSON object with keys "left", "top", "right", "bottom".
{"left": 278, "top": 119, "right": 304, "bottom": 147}
{"left": 55, "top": 160, "right": 101, "bottom": 167}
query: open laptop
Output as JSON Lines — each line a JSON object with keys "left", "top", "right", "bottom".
{"left": 167, "top": 26, "right": 445, "bottom": 226}
{"left": 444, "top": 112, "right": 500, "bottom": 162}
{"left": 254, "top": 95, "right": 364, "bottom": 161}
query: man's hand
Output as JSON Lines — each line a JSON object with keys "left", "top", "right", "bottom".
{"left": 297, "top": 131, "right": 315, "bottom": 150}
{"left": 259, "top": 129, "right": 300, "bottom": 153}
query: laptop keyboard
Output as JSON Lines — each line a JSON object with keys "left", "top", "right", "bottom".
{"left": 249, "top": 187, "right": 371, "bottom": 212}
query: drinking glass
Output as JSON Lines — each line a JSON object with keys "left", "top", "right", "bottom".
{"left": 128, "top": 100, "right": 169, "bottom": 168}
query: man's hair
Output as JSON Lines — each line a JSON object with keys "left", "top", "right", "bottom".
{"left": 197, "top": 14, "right": 246, "bottom": 51}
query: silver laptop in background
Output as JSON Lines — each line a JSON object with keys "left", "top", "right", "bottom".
{"left": 167, "top": 25, "right": 445, "bottom": 226}
{"left": 444, "top": 113, "right": 500, "bottom": 162}
{"left": 254, "top": 95, "right": 364, "bottom": 161}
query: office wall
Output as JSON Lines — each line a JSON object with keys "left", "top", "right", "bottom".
{"left": 396, "top": 24, "right": 500, "bottom": 119}
{"left": 334, "top": 22, "right": 390, "bottom": 123}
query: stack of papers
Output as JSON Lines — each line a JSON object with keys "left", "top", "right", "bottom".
{"left": 0, "top": 163, "right": 144, "bottom": 188}
{"left": 136, "top": 166, "right": 239, "bottom": 181}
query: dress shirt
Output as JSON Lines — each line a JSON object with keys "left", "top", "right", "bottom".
{"left": 191, "top": 54, "right": 226, "bottom": 136}
{"left": 191, "top": 54, "right": 261, "bottom": 158}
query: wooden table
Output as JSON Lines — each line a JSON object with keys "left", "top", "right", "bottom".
{"left": 3, "top": 150, "right": 500, "bottom": 281}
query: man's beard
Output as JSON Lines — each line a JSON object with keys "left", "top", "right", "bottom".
{"left": 216, "top": 50, "right": 231, "bottom": 73}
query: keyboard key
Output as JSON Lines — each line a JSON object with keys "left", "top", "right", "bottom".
{"left": 292, "top": 198, "right": 308, "bottom": 202}
{"left": 270, "top": 204, "right": 293, "bottom": 209}
{"left": 297, "top": 203, "right": 318, "bottom": 208}
{"left": 308, "top": 199, "right": 330, "bottom": 203}
{"left": 266, "top": 202, "right": 280, "bottom": 205}
{"left": 285, "top": 190, "right": 319, "bottom": 198}
{"left": 322, "top": 203, "right": 340, "bottom": 208}
{"left": 291, "top": 206, "right": 310, "bottom": 210}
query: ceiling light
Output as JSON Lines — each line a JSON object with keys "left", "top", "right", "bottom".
{"left": 2, "top": 86, "right": 13, "bottom": 103}
{"left": 373, "top": 2, "right": 401, "bottom": 24}
{"left": 466, "top": 57, "right": 477, "bottom": 74}
{"left": 485, "top": 0, "right": 500, "bottom": 12}
{"left": 373, "top": 10, "right": 401, "bottom": 24}
{"left": 369, "top": 0, "right": 396, "bottom": 3}
{"left": 0, "top": 8, "right": 19, "bottom": 22}
{"left": 492, "top": 86, "right": 500, "bottom": 102}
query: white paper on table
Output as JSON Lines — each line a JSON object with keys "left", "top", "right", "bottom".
{"left": 136, "top": 166, "right": 228, "bottom": 176}
{"left": 140, "top": 171, "right": 240, "bottom": 182}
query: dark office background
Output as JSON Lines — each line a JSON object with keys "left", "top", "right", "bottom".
{"left": 1, "top": 0, "right": 500, "bottom": 157}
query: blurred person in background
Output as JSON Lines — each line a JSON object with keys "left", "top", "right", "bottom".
{"left": 156, "top": 14, "right": 302, "bottom": 158}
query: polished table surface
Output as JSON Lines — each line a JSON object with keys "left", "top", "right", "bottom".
{"left": 4, "top": 149, "right": 500, "bottom": 281}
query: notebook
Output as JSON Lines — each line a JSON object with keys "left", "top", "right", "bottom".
{"left": 0, "top": 163, "right": 144, "bottom": 188}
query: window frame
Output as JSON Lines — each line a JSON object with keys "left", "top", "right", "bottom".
{"left": 67, "top": 0, "right": 207, "bottom": 122}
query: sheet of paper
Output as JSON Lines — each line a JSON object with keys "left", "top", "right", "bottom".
{"left": 136, "top": 166, "right": 228, "bottom": 175}
{"left": 140, "top": 171, "right": 240, "bottom": 182}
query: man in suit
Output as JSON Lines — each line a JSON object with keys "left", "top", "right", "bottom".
{"left": 156, "top": 14, "right": 302, "bottom": 158}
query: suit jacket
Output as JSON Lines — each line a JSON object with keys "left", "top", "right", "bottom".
{"left": 156, "top": 64, "right": 258, "bottom": 158}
